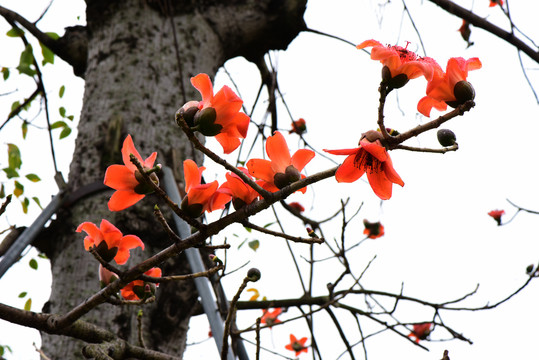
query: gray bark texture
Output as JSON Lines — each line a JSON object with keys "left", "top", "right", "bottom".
{"left": 38, "top": 0, "right": 306, "bottom": 358}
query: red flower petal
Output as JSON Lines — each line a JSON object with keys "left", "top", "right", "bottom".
{"left": 266, "top": 132, "right": 291, "bottom": 173}
{"left": 335, "top": 153, "right": 365, "bottom": 183}
{"left": 104, "top": 165, "right": 139, "bottom": 190}
{"left": 247, "top": 159, "right": 275, "bottom": 184}
{"left": 183, "top": 159, "right": 204, "bottom": 193}
{"left": 107, "top": 190, "right": 145, "bottom": 211}
{"left": 291, "top": 149, "right": 315, "bottom": 172}
{"left": 190, "top": 73, "right": 214, "bottom": 106}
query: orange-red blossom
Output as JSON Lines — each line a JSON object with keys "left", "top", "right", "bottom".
{"left": 121, "top": 267, "right": 162, "bottom": 301}
{"left": 181, "top": 73, "right": 250, "bottom": 154}
{"left": 417, "top": 57, "right": 482, "bottom": 117}
{"left": 104, "top": 135, "right": 158, "bottom": 211}
{"left": 180, "top": 159, "right": 231, "bottom": 217}
{"left": 285, "top": 334, "right": 309, "bottom": 356}
{"left": 218, "top": 167, "right": 262, "bottom": 209}
{"left": 357, "top": 39, "right": 435, "bottom": 89}
{"left": 363, "top": 219, "right": 385, "bottom": 239}
{"left": 408, "top": 323, "right": 433, "bottom": 343}
{"left": 77, "top": 219, "right": 144, "bottom": 265}
{"left": 324, "top": 131, "right": 403, "bottom": 200}
{"left": 260, "top": 308, "right": 282, "bottom": 328}
{"left": 246, "top": 131, "right": 315, "bottom": 193}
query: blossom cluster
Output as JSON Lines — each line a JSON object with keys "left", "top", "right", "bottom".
{"left": 75, "top": 35, "right": 481, "bottom": 344}
{"left": 357, "top": 39, "right": 482, "bottom": 117}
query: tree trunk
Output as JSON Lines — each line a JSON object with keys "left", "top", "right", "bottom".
{"left": 39, "top": 0, "right": 306, "bottom": 358}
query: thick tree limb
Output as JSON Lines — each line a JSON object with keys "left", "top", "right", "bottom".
{"left": 427, "top": 0, "right": 539, "bottom": 64}
{"left": 0, "top": 5, "right": 87, "bottom": 76}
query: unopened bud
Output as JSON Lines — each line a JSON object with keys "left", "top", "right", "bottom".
{"left": 526, "top": 264, "right": 535, "bottom": 274}
{"left": 177, "top": 101, "right": 200, "bottom": 127}
{"left": 247, "top": 268, "right": 261, "bottom": 282}
{"left": 437, "top": 129, "right": 457, "bottom": 147}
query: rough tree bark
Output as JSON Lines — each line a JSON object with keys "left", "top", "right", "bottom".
{"left": 37, "top": 0, "right": 307, "bottom": 358}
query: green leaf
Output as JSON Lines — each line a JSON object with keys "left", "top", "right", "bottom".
{"left": 59, "top": 85, "right": 65, "bottom": 98}
{"left": 3, "top": 167, "right": 19, "bottom": 179}
{"left": 24, "top": 298, "right": 32, "bottom": 311}
{"left": 29, "top": 258, "right": 38, "bottom": 270}
{"left": 67, "top": 115, "right": 74, "bottom": 121}
{"left": 13, "top": 181, "right": 24, "bottom": 197}
{"left": 39, "top": 42, "right": 55, "bottom": 66}
{"left": 10, "top": 100, "right": 20, "bottom": 112}
{"left": 59, "top": 126, "right": 72, "bottom": 139}
{"left": 7, "top": 144, "right": 22, "bottom": 169}
{"left": 21, "top": 120, "right": 28, "bottom": 139}
{"left": 263, "top": 222, "right": 275, "bottom": 228}
{"left": 17, "top": 44, "right": 36, "bottom": 77}
{"left": 248, "top": 240, "right": 260, "bottom": 251}
{"left": 21, "top": 197, "right": 29, "bottom": 213}
{"left": 50, "top": 120, "right": 67, "bottom": 129}
{"left": 18, "top": 292, "right": 27, "bottom": 298}
{"left": 6, "top": 27, "right": 24, "bottom": 37}
{"left": 2, "top": 67, "right": 10, "bottom": 80}
{"left": 244, "top": 226, "right": 252, "bottom": 233}
{"left": 38, "top": 253, "right": 48, "bottom": 259}
{"left": 32, "top": 196, "right": 43, "bottom": 209}
{"left": 25, "top": 173, "right": 41, "bottom": 182}
{"left": 59, "top": 106, "right": 66, "bottom": 117}
{"left": 0, "top": 184, "right": 5, "bottom": 198}
{"left": 45, "top": 32, "right": 60, "bottom": 40}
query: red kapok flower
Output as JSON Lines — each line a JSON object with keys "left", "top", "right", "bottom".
{"left": 488, "top": 209, "right": 505, "bottom": 225}
{"left": 77, "top": 219, "right": 144, "bottom": 265}
{"left": 285, "top": 334, "right": 309, "bottom": 356}
{"left": 357, "top": 39, "right": 436, "bottom": 89}
{"left": 408, "top": 323, "right": 433, "bottom": 343}
{"left": 363, "top": 219, "right": 385, "bottom": 239}
{"left": 324, "top": 131, "right": 404, "bottom": 200}
{"left": 417, "top": 57, "right": 482, "bottom": 117}
{"left": 261, "top": 308, "right": 282, "bottom": 328}
{"left": 288, "top": 202, "right": 305, "bottom": 213}
{"left": 246, "top": 131, "right": 315, "bottom": 193}
{"left": 104, "top": 135, "right": 158, "bottom": 211}
{"left": 289, "top": 118, "right": 307, "bottom": 135}
{"left": 489, "top": 0, "right": 503, "bottom": 7}
{"left": 183, "top": 73, "right": 250, "bottom": 154}
{"left": 121, "top": 267, "right": 162, "bottom": 301}
{"left": 218, "top": 167, "right": 262, "bottom": 209}
{"left": 180, "top": 159, "right": 231, "bottom": 217}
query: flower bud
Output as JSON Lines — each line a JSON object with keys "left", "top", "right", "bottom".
{"left": 194, "top": 107, "right": 223, "bottom": 136}
{"left": 247, "top": 268, "right": 261, "bottom": 282}
{"left": 98, "top": 264, "right": 118, "bottom": 288}
{"left": 437, "top": 129, "right": 457, "bottom": 147}
{"left": 177, "top": 101, "right": 200, "bottom": 127}
{"left": 526, "top": 264, "right": 535, "bottom": 274}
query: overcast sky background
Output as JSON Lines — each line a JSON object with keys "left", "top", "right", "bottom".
{"left": 1, "top": 0, "right": 539, "bottom": 359}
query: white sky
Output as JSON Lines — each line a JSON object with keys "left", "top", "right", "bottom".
{"left": 1, "top": 0, "right": 539, "bottom": 359}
